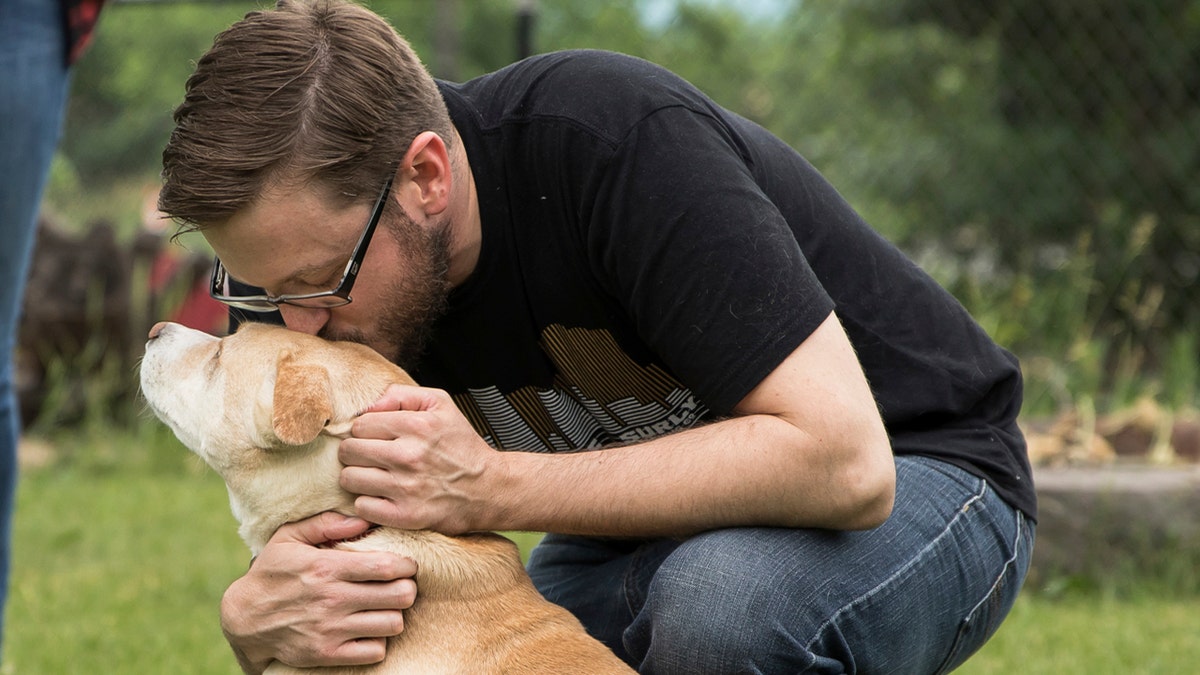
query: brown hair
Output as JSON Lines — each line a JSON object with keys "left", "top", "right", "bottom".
{"left": 159, "top": 0, "right": 453, "bottom": 230}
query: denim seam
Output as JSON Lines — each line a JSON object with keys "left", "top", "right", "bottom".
{"left": 803, "top": 478, "right": 990, "bottom": 652}
{"left": 961, "top": 509, "right": 1024, "bottom": 623}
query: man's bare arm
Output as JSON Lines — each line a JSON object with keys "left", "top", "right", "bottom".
{"left": 342, "top": 312, "right": 896, "bottom": 537}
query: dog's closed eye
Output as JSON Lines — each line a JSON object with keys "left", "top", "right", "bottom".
{"left": 204, "top": 345, "right": 223, "bottom": 377}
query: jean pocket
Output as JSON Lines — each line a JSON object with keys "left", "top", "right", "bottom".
{"left": 933, "top": 511, "right": 1031, "bottom": 674}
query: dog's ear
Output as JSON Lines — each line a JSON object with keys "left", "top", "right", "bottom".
{"left": 272, "top": 356, "right": 333, "bottom": 446}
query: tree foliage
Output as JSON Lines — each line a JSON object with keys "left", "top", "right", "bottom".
{"left": 52, "top": 0, "right": 1200, "bottom": 406}
{"left": 856, "top": 0, "right": 1200, "bottom": 368}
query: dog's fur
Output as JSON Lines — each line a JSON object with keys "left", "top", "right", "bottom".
{"left": 140, "top": 321, "right": 633, "bottom": 674}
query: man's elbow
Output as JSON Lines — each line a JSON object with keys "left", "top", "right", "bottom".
{"left": 838, "top": 445, "right": 896, "bottom": 530}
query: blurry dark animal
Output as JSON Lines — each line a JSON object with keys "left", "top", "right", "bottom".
{"left": 16, "top": 215, "right": 227, "bottom": 427}
{"left": 15, "top": 217, "right": 135, "bottom": 426}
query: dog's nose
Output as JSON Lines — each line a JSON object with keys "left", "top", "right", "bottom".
{"left": 148, "top": 321, "right": 169, "bottom": 340}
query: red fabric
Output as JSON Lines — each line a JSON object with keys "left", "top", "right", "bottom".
{"left": 149, "top": 248, "right": 228, "bottom": 335}
{"left": 171, "top": 282, "right": 229, "bottom": 336}
{"left": 63, "top": 0, "right": 106, "bottom": 65}
{"left": 149, "top": 251, "right": 183, "bottom": 293}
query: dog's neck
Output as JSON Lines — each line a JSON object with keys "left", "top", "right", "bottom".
{"left": 227, "top": 432, "right": 357, "bottom": 556}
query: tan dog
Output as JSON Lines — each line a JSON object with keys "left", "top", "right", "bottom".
{"left": 140, "top": 321, "right": 633, "bottom": 674}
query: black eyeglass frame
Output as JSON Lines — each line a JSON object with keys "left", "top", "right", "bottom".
{"left": 208, "top": 175, "right": 395, "bottom": 312}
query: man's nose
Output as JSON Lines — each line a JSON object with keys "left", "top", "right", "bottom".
{"left": 277, "top": 305, "right": 330, "bottom": 335}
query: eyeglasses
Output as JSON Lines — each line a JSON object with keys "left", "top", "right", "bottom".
{"left": 209, "top": 175, "right": 394, "bottom": 312}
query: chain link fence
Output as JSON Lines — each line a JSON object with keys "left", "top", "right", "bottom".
{"left": 852, "top": 1, "right": 1200, "bottom": 378}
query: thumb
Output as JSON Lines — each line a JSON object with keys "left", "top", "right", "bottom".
{"left": 271, "top": 511, "right": 372, "bottom": 547}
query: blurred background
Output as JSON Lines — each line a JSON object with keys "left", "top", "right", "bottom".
{"left": 25, "top": 0, "right": 1200, "bottom": 448}
{"left": 8, "top": 1, "right": 1200, "bottom": 671}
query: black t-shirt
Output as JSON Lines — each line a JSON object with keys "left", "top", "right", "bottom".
{"left": 408, "top": 50, "right": 1035, "bottom": 521}
{"left": 237, "top": 50, "right": 1035, "bottom": 521}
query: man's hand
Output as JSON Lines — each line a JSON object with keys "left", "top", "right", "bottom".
{"left": 339, "top": 385, "right": 497, "bottom": 534}
{"left": 220, "top": 512, "right": 418, "bottom": 674}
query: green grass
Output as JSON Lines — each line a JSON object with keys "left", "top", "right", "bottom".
{"left": 958, "top": 594, "right": 1200, "bottom": 674}
{"left": 3, "top": 423, "right": 545, "bottom": 673}
{"left": 5, "top": 426, "right": 245, "bottom": 674}
{"left": 5, "top": 424, "right": 1198, "bottom": 673}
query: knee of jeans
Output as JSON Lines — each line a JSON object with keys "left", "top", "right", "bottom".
{"left": 629, "top": 530, "right": 803, "bottom": 668}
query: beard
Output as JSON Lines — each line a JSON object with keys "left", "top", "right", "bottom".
{"left": 320, "top": 208, "right": 452, "bottom": 370}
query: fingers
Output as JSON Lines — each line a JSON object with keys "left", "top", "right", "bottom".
{"left": 351, "top": 408, "right": 432, "bottom": 445}
{"left": 273, "top": 511, "right": 374, "bottom": 547}
{"left": 339, "top": 384, "right": 493, "bottom": 534}
{"left": 337, "top": 551, "right": 419, "bottom": 585}
{"left": 337, "top": 610, "right": 408, "bottom": 640}
{"left": 339, "top": 436, "right": 412, "bottom": 470}
{"left": 354, "top": 385, "right": 458, "bottom": 441}
{"left": 220, "top": 524, "right": 419, "bottom": 670}
{"left": 281, "top": 630, "right": 393, "bottom": 669}
{"left": 352, "top": 494, "right": 412, "bottom": 531}
{"left": 315, "top": 637, "right": 389, "bottom": 668}
{"left": 364, "top": 383, "right": 440, "bottom": 414}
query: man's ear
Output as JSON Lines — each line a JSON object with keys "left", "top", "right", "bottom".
{"left": 272, "top": 355, "right": 333, "bottom": 446}
{"left": 401, "top": 130, "right": 452, "bottom": 216}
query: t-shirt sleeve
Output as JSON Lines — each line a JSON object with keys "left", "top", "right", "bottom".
{"left": 581, "top": 104, "right": 836, "bottom": 414}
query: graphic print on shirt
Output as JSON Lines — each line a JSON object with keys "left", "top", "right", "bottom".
{"left": 452, "top": 324, "right": 708, "bottom": 452}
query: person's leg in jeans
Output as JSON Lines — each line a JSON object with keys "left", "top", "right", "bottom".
{"left": 528, "top": 455, "right": 1035, "bottom": 674}
{"left": 0, "top": 0, "right": 73, "bottom": 651}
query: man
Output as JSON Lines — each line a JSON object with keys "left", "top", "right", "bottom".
{"left": 159, "top": 1, "right": 1036, "bottom": 673}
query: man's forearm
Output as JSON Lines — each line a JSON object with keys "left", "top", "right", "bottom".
{"left": 479, "top": 317, "right": 897, "bottom": 538}
{"left": 481, "top": 411, "right": 895, "bottom": 538}
{"left": 343, "top": 314, "right": 896, "bottom": 539}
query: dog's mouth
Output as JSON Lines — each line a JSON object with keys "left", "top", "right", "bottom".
{"left": 142, "top": 397, "right": 181, "bottom": 436}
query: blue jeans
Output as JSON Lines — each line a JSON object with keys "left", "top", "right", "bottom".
{"left": 528, "top": 455, "right": 1034, "bottom": 674}
{"left": 0, "top": 0, "right": 73, "bottom": 651}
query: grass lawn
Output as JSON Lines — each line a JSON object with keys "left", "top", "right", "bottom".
{"left": 958, "top": 594, "right": 1200, "bottom": 674}
{"left": 5, "top": 425, "right": 1198, "bottom": 673}
{"left": 5, "top": 429, "right": 245, "bottom": 674}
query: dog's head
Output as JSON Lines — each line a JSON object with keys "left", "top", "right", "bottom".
{"left": 140, "top": 321, "right": 414, "bottom": 553}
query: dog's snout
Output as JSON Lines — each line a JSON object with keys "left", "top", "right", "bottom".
{"left": 148, "top": 321, "right": 170, "bottom": 340}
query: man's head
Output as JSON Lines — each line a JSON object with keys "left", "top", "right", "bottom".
{"left": 160, "top": 0, "right": 467, "bottom": 368}
{"left": 160, "top": 0, "right": 453, "bottom": 226}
